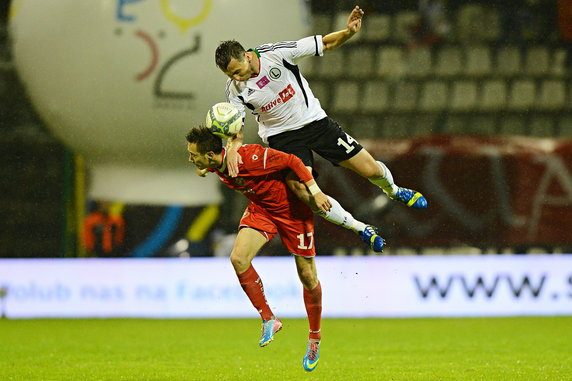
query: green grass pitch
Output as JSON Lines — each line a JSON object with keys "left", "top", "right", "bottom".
{"left": 1, "top": 317, "right": 570, "bottom": 380}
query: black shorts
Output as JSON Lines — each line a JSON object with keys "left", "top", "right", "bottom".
{"left": 267, "top": 117, "right": 363, "bottom": 168}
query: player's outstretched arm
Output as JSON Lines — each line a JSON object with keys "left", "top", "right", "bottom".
{"left": 322, "top": 5, "right": 364, "bottom": 52}
{"left": 225, "top": 126, "right": 244, "bottom": 177}
{"left": 304, "top": 179, "right": 331, "bottom": 213}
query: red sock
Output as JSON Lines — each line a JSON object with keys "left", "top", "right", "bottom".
{"left": 237, "top": 265, "right": 273, "bottom": 321}
{"left": 303, "top": 281, "right": 322, "bottom": 340}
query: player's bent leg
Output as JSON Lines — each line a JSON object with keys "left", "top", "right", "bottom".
{"left": 231, "top": 228, "right": 282, "bottom": 347}
{"left": 338, "top": 149, "right": 383, "bottom": 178}
{"left": 320, "top": 198, "right": 387, "bottom": 252}
{"left": 340, "top": 151, "right": 428, "bottom": 210}
{"left": 285, "top": 169, "right": 387, "bottom": 250}
{"left": 286, "top": 170, "right": 368, "bottom": 233}
{"left": 230, "top": 228, "right": 267, "bottom": 274}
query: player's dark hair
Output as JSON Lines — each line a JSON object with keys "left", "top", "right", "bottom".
{"left": 185, "top": 126, "right": 223, "bottom": 154}
{"left": 215, "top": 40, "right": 246, "bottom": 70}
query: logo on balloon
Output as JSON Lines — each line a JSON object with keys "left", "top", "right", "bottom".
{"left": 115, "top": 0, "right": 213, "bottom": 106}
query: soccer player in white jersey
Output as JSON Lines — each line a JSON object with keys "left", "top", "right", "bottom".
{"left": 214, "top": 5, "right": 427, "bottom": 251}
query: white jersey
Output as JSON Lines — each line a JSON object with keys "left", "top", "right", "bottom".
{"left": 225, "top": 35, "right": 328, "bottom": 143}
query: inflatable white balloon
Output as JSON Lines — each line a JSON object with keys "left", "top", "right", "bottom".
{"left": 9, "top": 0, "right": 309, "bottom": 204}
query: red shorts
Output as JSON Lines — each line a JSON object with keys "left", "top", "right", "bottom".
{"left": 239, "top": 202, "right": 316, "bottom": 257}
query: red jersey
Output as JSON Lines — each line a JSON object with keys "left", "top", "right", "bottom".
{"left": 208, "top": 144, "right": 313, "bottom": 214}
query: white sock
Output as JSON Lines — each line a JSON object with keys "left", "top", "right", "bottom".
{"left": 317, "top": 196, "right": 366, "bottom": 233}
{"left": 369, "top": 161, "right": 398, "bottom": 196}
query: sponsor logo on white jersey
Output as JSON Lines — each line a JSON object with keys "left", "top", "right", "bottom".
{"left": 261, "top": 84, "right": 295, "bottom": 112}
{"left": 256, "top": 76, "right": 270, "bottom": 89}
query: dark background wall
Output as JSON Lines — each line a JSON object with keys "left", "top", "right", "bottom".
{"left": 0, "top": 3, "right": 69, "bottom": 258}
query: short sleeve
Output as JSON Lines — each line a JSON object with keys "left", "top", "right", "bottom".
{"left": 290, "top": 35, "right": 323, "bottom": 63}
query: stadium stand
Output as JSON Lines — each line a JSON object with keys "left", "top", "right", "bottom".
{"left": 306, "top": 1, "right": 566, "bottom": 141}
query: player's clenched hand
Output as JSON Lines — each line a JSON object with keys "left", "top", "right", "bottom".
{"left": 347, "top": 6, "right": 364, "bottom": 33}
{"left": 196, "top": 168, "right": 208, "bottom": 177}
{"left": 226, "top": 146, "right": 243, "bottom": 177}
{"left": 313, "top": 192, "right": 331, "bottom": 213}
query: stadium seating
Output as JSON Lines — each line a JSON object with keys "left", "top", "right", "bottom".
{"left": 495, "top": 46, "right": 522, "bottom": 76}
{"left": 419, "top": 80, "right": 449, "bottom": 112}
{"left": 331, "top": 81, "right": 360, "bottom": 112}
{"left": 392, "top": 81, "right": 419, "bottom": 112}
{"left": 479, "top": 80, "right": 508, "bottom": 111}
{"left": 404, "top": 47, "right": 432, "bottom": 78}
{"left": 434, "top": 46, "right": 463, "bottom": 77}
{"left": 524, "top": 46, "right": 551, "bottom": 76}
{"left": 450, "top": 80, "right": 478, "bottom": 111}
{"left": 363, "top": 13, "right": 392, "bottom": 42}
{"left": 304, "top": 3, "right": 570, "bottom": 141}
{"left": 362, "top": 80, "right": 390, "bottom": 113}
{"left": 376, "top": 46, "right": 405, "bottom": 77}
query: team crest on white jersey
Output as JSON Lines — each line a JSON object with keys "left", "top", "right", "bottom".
{"left": 269, "top": 67, "right": 281, "bottom": 79}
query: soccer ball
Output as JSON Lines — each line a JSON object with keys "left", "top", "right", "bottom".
{"left": 205, "top": 102, "right": 242, "bottom": 138}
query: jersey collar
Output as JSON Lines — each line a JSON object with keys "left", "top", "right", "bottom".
{"left": 248, "top": 48, "right": 261, "bottom": 58}
{"left": 247, "top": 49, "right": 261, "bottom": 78}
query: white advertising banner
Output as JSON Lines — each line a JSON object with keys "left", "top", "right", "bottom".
{"left": 0, "top": 256, "right": 570, "bottom": 318}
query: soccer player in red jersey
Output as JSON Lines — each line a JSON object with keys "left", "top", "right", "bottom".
{"left": 186, "top": 126, "right": 341, "bottom": 371}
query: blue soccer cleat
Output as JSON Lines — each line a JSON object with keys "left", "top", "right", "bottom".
{"left": 259, "top": 318, "right": 283, "bottom": 347}
{"left": 359, "top": 225, "right": 385, "bottom": 252}
{"left": 303, "top": 340, "right": 320, "bottom": 372}
{"left": 390, "top": 187, "right": 427, "bottom": 209}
